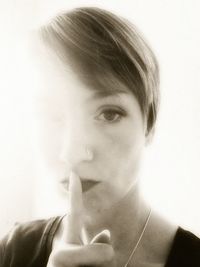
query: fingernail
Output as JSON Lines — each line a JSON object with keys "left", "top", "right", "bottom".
{"left": 90, "top": 229, "right": 111, "bottom": 244}
{"left": 101, "top": 229, "right": 111, "bottom": 239}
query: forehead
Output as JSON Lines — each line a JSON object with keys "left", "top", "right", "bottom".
{"left": 31, "top": 39, "right": 132, "bottom": 103}
{"left": 30, "top": 43, "right": 143, "bottom": 124}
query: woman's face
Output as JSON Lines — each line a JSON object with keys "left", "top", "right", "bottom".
{"left": 32, "top": 46, "right": 148, "bottom": 213}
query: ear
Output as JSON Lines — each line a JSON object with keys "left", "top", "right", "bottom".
{"left": 145, "top": 127, "right": 155, "bottom": 146}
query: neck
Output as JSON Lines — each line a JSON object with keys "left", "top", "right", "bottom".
{"left": 81, "top": 184, "right": 149, "bottom": 254}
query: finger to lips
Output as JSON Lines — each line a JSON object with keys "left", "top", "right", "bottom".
{"left": 51, "top": 173, "right": 115, "bottom": 267}
{"left": 63, "top": 171, "right": 83, "bottom": 244}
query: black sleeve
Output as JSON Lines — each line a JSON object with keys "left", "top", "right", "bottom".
{"left": 0, "top": 235, "right": 6, "bottom": 266}
{"left": 0, "top": 217, "right": 60, "bottom": 267}
{"left": 0, "top": 224, "right": 21, "bottom": 267}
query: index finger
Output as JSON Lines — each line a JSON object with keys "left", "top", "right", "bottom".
{"left": 63, "top": 171, "right": 83, "bottom": 244}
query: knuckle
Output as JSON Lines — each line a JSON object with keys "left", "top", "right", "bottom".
{"left": 92, "top": 243, "right": 114, "bottom": 263}
{"left": 47, "top": 243, "right": 82, "bottom": 267}
{"left": 103, "top": 244, "right": 115, "bottom": 262}
{"left": 47, "top": 250, "right": 63, "bottom": 267}
{"left": 47, "top": 248, "right": 71, "bottom": 267}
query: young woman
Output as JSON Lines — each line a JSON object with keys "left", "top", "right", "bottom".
{"left": 0, "top": 7, "right": 200, "bottom": 267}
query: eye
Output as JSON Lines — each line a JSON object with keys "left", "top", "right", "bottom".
{"left": 95, "top": 107, "right": 126, "bottom": 123}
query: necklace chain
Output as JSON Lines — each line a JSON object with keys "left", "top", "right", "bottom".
{"left": 124, "top": 208, "right": 152, "bottom": 267}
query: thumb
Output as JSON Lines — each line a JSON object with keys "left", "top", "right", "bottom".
{"left": 90, "top": 229, "right": 111, "bottom": 244}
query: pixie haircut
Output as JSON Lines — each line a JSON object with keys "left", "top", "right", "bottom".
{"left": 38, "top": 7, "right": 160, "bottom": 134}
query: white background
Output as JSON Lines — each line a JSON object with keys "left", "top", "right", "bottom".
{"left": 0, "top": 0, "right": 200, "bottom": 238}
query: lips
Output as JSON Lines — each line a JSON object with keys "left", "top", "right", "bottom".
{"left": 60, "top": 178, "right": 100, "bottom": 193}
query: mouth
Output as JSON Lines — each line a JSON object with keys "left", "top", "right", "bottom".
{"left": 60, "top": 178, "right": 100, "bottom": 193}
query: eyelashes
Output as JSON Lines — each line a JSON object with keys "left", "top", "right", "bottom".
{"left": 37, "top": 104, "right": 127, "bottom": 125}
{"left": 95, "top": 106, "right": 127, "bottom": 123}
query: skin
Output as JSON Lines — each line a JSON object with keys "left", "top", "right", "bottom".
{"left": 32, "top": 43, "right": 177, "bottom": 267}
{"left": 32, "top": 42, "right": 147, "bottom": 214}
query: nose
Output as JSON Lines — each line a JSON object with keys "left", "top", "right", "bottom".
{"left": 59, "top": 126, "right": 94, "bottom": 168}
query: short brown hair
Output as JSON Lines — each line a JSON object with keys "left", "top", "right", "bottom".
{"left": 38, "top": 7, "right": 160, "bottom": 134}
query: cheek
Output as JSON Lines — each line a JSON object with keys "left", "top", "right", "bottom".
{"left": 103, "top": 126, "right": 144, "bottom": 159}
{"left": 98, "top": 127, "right": 145, "bottom": 177}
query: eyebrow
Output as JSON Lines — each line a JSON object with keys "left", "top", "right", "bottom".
{"left": 91, "top": 88, "right": 129, "bottom": 100}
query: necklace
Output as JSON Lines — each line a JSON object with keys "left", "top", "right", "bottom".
{"left": 124, "top": 208, "right": 152, "bottom": 267}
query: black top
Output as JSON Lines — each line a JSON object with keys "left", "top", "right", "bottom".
{"left": 0, "top": 216, "right": 200, "bottom": 267}
{"left": 165, "top": 226, "right": 200, "bottom": 266}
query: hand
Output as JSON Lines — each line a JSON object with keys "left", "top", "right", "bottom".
{"left": 47, "top": 172, "right": 115, "bottom": 267}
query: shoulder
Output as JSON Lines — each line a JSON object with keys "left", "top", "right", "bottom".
{"left": 0, "top": 216, "right": 63, "bottom": 267}
{"left": 165, "top": 227, "right": 200, "bottom": 267}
